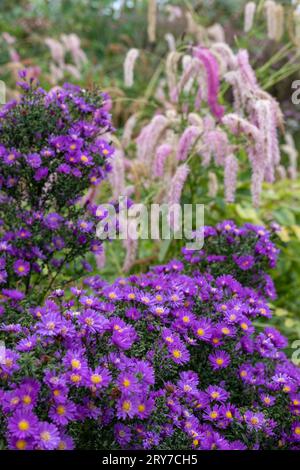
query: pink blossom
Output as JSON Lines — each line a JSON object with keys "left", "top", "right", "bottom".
{"left": 176, "top": 126, "right": 201, "bottom": 162}
{"left": 193, "top": 47, "right": 224, "bottom": 119}
{"left": 154, "top": 144, "right": 173, "bottom": 177}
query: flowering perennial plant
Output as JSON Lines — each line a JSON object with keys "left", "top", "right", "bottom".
{"left": 1, "top": 222, "right": 300, "bottom": 450}
{"left": 0, "top": 75, "right": 114, "bottom": 308}
{"left": 117, "top": 44, "right": 285, "bottom": 210}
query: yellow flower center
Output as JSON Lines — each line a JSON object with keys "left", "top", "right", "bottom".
{"left": 172, "top": 349, "right": 182, "bottom": 358}
{"left": 18, "top": 420, "right": 30, "bottom": 431}
{"left": 197, "top": 328, "right": 204, "bottom": 336}
{"left": 210, "top": 411, "right": 218, "bottom": 419}
{"left": 155, "top": 307, "right": 164, "bottom": 315}
{"left": 71, "top": 374, "right": 81, "bottom": 383}
{"left": 16, "top": 440, "right": 27, "bottom": 450}
{"left": 216, "top": 358, "right": 224, "bottom": 365}
{"left": 91, "top": 374, "right": 102, "bottom": 384}
{"left": 57, "top": 405, "right": 66, "bottom": 415}
{"left": 182, "top": 316, "right": 190, "bottom": 323}
{"left": 23, "top": 395, "right": 32, "bottom": 405}
{"left": 41, "top": 431, "right": 51, "bottom": 442}
{"left": 123, "top": 378, "right": 131, "bottom": 387}
{"left": 122, "top": 400, "right": 131, "bottom": 411}
{"left": 138, "top": 404, "right": 145, "bottom": 412}
{"left": 71, "top": 359, "right": 81, "bottom": 369}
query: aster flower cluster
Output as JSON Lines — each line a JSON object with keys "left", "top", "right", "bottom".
{"left": 0, "top": 74, "right": 114, "bottom": 309}
{"left": 0, "top": 222, "right": 299, "bottom": 450}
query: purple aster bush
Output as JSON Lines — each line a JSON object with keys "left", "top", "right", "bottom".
{"left": 0, "top": 222, "right": 300, "bottom": 450}
{"left": 0, "top": 72, "right": 113, "bottom": 310}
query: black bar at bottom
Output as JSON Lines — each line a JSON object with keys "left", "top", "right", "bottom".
{"left": 0, "top": 450, "right": 299, "bottom": 467}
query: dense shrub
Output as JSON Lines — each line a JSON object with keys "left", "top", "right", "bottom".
{"left": 0, "top": 74, "right": 113, "bottom": 310}
{"left": 1, "top": 221, "right": 300, "bottom": 450}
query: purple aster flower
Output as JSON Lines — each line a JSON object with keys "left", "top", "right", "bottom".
{"left": 135, "top": 360, "right": 155, "bottom": 385}
{"left": 43, "top": 212, "right": 64, "bottom": 230}
{"left": 13, "top": 259, "right": 30, "bottom": 277}
{"left": 57, "top": 433, "right": 74, "bottom": 450}
{"left": 117, "top": 396, "right": 137, "bottom": 419}
{"left": 118, "top": 372, "right": 140, "bottom": 394}
{"left": 260, "top": 393, "right": 276, "bottom": 407}
{"left": 136, "top": 397, "right": 155, "bottom": 419}
{"left": 16, "top": 335, "right": 37, "bottom": 352}
{"left": 34, "top": 167, "right": 48, "bottom": 181}
{"left": 26, "top": 152, "right": 41, "bottom": 168}
{"left": 209, "top": 350, "right": 231, "bottom": 370}
{"left": 2, "top": 288, "right": 25, "bottom": 301}
{"left": 168, "top": 340, "right": 190, "bottom": 365}
{"left": 111, "top": 325, "right": 137, "bottom": 350}
{"left": 193, "top": 318, "right": 213, "bottom": 341}
{"left": 233, "top": 254, "right": 255, "bottom": 270}
{"left": 178, "top": 371, "right": 199, "bottom": 394}
{"left": 206, "top": 385, "right": 229, "bottom": 402}
{"left": 49, "top": 401, "right": 77, "bottom": 426}
{"left": 36, "top": 312, "right": 62, "bottom": 337}
{"left": 86, "top": 367, "right": 111, "bottom": 390}
{"left": 79, "top": 309, "right": 109, "bottom": 333}
{"left": 8, "top": 409, "right": 39, "bottom": 439}
{"left": 203, "top": 405, "right": 222, "bottom": 422}
{"left": 35, "top": 422, "right": 60, "bottom": 450}
{"left": 8, "top": 436, "right": 34, "bottom": 450}
{"left": 292, "top": 422, "right": 300, "bottom": 441}
{"left": 114, "top": 423, "right": 132, "bottom": 446}
{"left": 3, "top": 149, "right": 20, "bottom": 165}
{"left": 244, "top": 410, "right": 265, "bottom": 430}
